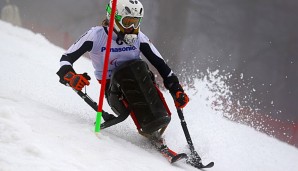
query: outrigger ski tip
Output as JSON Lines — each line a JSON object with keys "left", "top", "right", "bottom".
{"left": 201, "top": 161, "right": 214, "bottom": 169}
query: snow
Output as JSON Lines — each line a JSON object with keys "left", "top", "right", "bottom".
{"left": 0, "top": 20, "right": 298, "bottom": 171}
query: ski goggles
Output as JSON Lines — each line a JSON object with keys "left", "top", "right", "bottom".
{"left": 120, "top": 16, "right": 142, "bottom": 29}
{"left": 106, "top": 4, "right": 142, "bottom": 29}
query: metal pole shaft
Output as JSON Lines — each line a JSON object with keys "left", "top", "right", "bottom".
{"left": 177, "top": 108, "right": 196, "bottom": 153}
{"left": 76, "top": 90, "right": 98, "bottom": 111}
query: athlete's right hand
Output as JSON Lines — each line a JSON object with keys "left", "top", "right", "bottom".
{"left": 64, "top": 72, "right": 90, "bottom": 91}
{"left": 173, "top": 91, "right": 189, "bottom": 108}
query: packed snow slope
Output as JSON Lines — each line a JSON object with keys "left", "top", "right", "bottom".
{"left": 0, "top": 21, "right": 298, "bottom": 171}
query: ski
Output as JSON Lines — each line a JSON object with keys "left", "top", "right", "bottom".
{"left": 151, "top": 136, "right": 214, "bottom": 169}
{"left": 150, "top": 136, "right": 187, "bottom": 163}
{"left": 162, "top": 147, "right": 188, "bottom": 163}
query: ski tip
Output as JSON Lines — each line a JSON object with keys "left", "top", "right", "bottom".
{"left": 171, "top": 153, "right": 188, "bottom": 163}
{"left": 202, "top": 162, "right": 214, "bottom": 169}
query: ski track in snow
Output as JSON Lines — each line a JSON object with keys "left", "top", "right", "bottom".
{"left": 0, "top": 21, "right": 298, "bottom": 171}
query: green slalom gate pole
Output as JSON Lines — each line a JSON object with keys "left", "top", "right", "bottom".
{"left": 95, "top": 0, "right": 118, "bottom": 133}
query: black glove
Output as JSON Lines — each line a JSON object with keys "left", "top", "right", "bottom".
{"left": 164, "top": 74, "right": 189, "bottom": 108}
{"left": 56, "top": 65, "right": 75, "bottom": 85}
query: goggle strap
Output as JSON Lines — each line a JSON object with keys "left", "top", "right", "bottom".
{"left": 106, "top": 4, "right": 122, "bottom": 21}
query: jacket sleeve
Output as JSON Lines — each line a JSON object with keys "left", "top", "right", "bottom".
{"left": 139, "top": 32, "right": 172, "bottom": 80}
{"left": 56, "top": 30, "right": 94, "bottom": 84}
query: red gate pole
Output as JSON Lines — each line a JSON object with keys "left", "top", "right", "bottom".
{"left": 95, "top": 0, "right": 117, "bottom": 132}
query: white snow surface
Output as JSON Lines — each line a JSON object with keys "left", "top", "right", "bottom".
{"left": 0, "top": 21, "right": 298, "bottom": 171}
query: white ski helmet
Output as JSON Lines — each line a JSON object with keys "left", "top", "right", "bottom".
{"left": 106, "top": 0, "right": 144, "bottom": 45}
